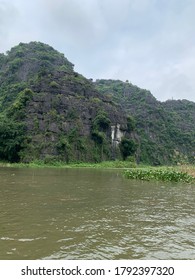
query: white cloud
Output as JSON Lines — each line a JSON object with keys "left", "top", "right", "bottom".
{"left": 0, "top": 0, "right": 195, "bottom": 102}
{"left": 0, "top": 1, "right": 20, "bottom": 50}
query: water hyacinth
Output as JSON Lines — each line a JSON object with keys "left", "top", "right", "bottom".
{"left": 124, "top": 168, "right": 195, "bottom": 183}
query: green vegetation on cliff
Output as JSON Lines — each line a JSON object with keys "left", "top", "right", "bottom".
{"left": 0, "top": 42, "right": 194, "bottom": 165}
{"left": 94, "top": 79, "right": 195, "bottom": 165}
{"left": 0, "top": 42, "right": 133, "bottom": 163}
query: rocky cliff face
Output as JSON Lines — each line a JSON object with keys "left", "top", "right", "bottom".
{"left": 1, "top": 42, "right": 194, "bottom": 165}
{"left": 94, "top": 79, "right": 195, "bottom": 165}
{"left": 0, "top": 42, "right": 132, "bottom": 163}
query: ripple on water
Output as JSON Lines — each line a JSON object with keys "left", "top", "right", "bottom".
{"left": 1, "top": 168, "right": 195, "bottom": 260}
{"left": 1, "top": 237, "right": 47, "bottom": 242}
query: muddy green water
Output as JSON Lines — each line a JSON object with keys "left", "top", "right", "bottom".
{"left": 0, "top": 167, "right": 194, "bottom": 260}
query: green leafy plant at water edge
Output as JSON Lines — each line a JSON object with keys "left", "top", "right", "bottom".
{"left": 124, "top": 168, "right": 195, "bottom": 183}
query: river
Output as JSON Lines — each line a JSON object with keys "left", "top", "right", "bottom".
{"left": 0, "top": 167, "right": 194, "bottom": 260}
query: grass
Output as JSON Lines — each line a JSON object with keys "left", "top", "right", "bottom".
{"left": 0, "top": 160, "right": 137, "bottom": 169}
{"left": 177, "top": 164, "right": 195, "bottom": 178}
{"left": 0, "top": 160, "right": 194, "bottom": 183}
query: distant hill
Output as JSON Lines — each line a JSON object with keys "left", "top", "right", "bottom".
{"left": 0, "top": 42, "right": 194, "bottom": 165}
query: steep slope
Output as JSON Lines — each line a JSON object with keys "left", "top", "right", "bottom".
{"left": 0, "top": 42, "right": 133, "bottom": 163}
{"left": 94, "top": 79, "right": 195, "bottom": 165}
{"left": 163, "top": 99, "right": 195, "bottom": 163}
{"left": 0, "top": 42, "right": 194, "bottom": 165}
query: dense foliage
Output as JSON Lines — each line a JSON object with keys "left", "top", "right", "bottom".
{"left": 119, "top": 138, "right": 138, "bottom": 160}
{"left": 0, "top": 42, "right": 131, "bottom": 163}
{"left": 94, "top": 79, "right": 195, "bottom": 165}
{"left": 0, "top": 115, "right": 25, "bottom": 162}
{"left": 0, "top": 42, "right": 194, "bottom": 165}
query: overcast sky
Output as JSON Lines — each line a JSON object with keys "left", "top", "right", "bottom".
{"left": 0, "top": 0, "right": 195, "bottom": 102}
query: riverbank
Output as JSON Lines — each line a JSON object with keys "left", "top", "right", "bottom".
{"left": 0, "top": 160, "right": 136, "bottom": 169}
{"left": 0, "top": 160, "right": 194, "bottom": 183}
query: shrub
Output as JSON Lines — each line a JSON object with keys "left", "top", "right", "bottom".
{"left": 92, "top": 111, "right": 111, "bottom": 131}
{"left": 127, "top": 115, "right": 136, "bottom": 132}
{"left": 91, "top": 130, "right": 104, "bottom": 145}
{"left": 50, "top": 81, "right": 59, "bottom": 88}
{"left": 119, "top": 138, "right": 137, "bottom": 160}
{"left": 0, "top": 115, "right": 25, "bottom": 162}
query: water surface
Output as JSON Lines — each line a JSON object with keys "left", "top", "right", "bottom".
{"left": 0, "top": 167, "right": 194, "bottom": 259}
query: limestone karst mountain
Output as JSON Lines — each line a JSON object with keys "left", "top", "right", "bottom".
{"left": 0, "top": 42, "right": 194, "bottom": 164}
{"left": 0, "top": 42, "right": 133, "bottom": 163}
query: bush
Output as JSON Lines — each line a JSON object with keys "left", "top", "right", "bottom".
{"left": 91, "top": 130, "right": 104, "bottom": 145}
{"left": 92, "top": 111, "right": 111, "bottom": 131}
{"left": 50, "top": 81, "right": 59, "bottom": 88}
{"left": 127, "top": 115, "right": 136, "bottom": 132}
{"left": 119, "top": 138, "right": 137, "bottom": 160}
{"left": 0, "top": 115, "right": 25, "bottom": 162}
{"left": 9, "top": 88, "right": 33, "bottom": 111}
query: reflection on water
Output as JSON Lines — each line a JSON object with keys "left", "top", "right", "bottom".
{"left": 0, "top": 167, "right": 195, "bottom": 260}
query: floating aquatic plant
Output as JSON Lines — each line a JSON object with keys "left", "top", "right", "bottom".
{"left": 124, "top": 168, "right": 195, "bottom": 183}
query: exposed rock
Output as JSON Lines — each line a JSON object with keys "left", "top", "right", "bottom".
{"left": 0, "top": 42, "right": 131, "bottom": 163}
